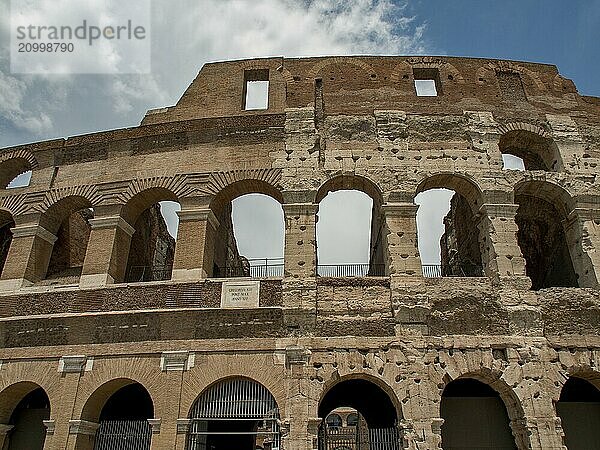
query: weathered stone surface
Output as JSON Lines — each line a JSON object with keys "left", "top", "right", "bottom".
{"left": 0, "top": 56, "right": 597, "bottom": 449}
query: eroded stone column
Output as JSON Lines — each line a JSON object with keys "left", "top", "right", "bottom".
{"left": 401, "top": 418, "right": 443, "bottom": 450}
{"left": 478, "top": 203, "right": 529, "bottom": 288}
{"left": 171, "top": 208, "right": 219, "bottom": 280}
{"left": 381, "top": 203, "right": 421, "bottom": 277}
{"left": 79, "top": 215, "right": 135, "bottom": 288}
{"left": 283, "top": 202, "right": 317, "bottom": 279}
{"left": 513, "top": 416, "right": 565, "bottom": 450}
{"left": 0, "top": 223, "right": 56, "bottom": 290}
{"left": 563, "top": 208, "right": 600, "bottom": 288}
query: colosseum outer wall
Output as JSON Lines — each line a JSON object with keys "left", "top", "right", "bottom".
{"left": 0, "top": 56, "right": 598, "bottom": 449}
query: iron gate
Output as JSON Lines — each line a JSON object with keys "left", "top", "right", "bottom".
{"left": 187, "top": 378, "right": 281, "bottom": 450}
{"left": 319, "top": 423, "right": 400, "bottom": 450}
{"left": 93, "top": 420, "right": 152, "bottom": 450}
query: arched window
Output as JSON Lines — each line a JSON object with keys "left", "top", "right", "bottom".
{"left": 499, "top": 129, "right": 561, "bottom": 171}
{"left": 556, "top": 376, "right": 600, "bottom": 449}
{"left": 441, "top": 378, "right": 517, "bottom": 450}
{"left": 346, "top": 412, "right": 359, "bottom": 426}
{"left": 316, "top": 175, "right": 385, "bottom": 277}
{"left": 79, "top": 379, "right": 153, "bottom": 450}
{"left": 514, "top": 181, "right": 579, "bottom": 289}
{"left": 415, "top": 175, "right": 484, "bottom": 278}
{"left": 120, "top": 188, "right": 180, "bottom": 283}
{"left": 0, "top": 383, "right": 50, "bottom": 450}
{"left": 325, "top": 413, "right": 342, "bottom": 428}
{"left": 39, "top": 196, "right": 93, "bottom": 285}
{"left": 318, "top": 379, "right": 400, "bottom": 450}
{"left": 0, "top": 157, "right": 34, "bottom": 189}
{"left": 187, "top": 378, "right": 280, "bottom": 450}
{"left": 210, "top": 181, "right": 284, "bottom": 278}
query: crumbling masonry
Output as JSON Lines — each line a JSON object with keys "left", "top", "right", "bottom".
{"left": 0, "top": 56, "right": 599, "bottom": 449}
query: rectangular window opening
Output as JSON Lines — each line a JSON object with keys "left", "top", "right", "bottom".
{"left": 243, "top": 69, "right": 269, "bottom": 110}
{"left": 413, "top": 68, "right": 442, "bottom": 97}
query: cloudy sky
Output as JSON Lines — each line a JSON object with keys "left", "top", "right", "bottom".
{"left": 1, "top": 0, "right": 598, "bottom": 267}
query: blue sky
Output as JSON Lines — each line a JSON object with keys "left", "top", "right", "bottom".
{"left": 0, "top": 0, "right": 597, "bottom": 265}
{"left": 406, "top": 0, "right": 599, "bottom": 97}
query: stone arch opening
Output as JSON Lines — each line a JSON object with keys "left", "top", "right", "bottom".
{"left": 78, "top": 379, "right": 153, "bottom": 450}
{"left": 441, "top": 378, "right": 518, "bottom": 450}
{"left": 0, "top": 382, "right": 50, "bottom": 450}
{"left": 0, "top": 158, "right": 33, "bottom": 189}
{"left": 210, "top": 180, "right": 284, "bottom": 278}
{"left": 556, "top": 375, "right": 600, "bottom": 450}
{"left": 315, "top": 175, "right": 385, "bottom": 277}
{"left": 39, "top": 195, "right": 93, "bottom": 284}
{"left": 0, "top": 210, "right": 15, "bottom": 278}
{"left": 318, "top": 378, "right": 401, "bottom": 450}
{"left": 499, "top": 130, "right": 561, "bottom": 171}
{"left": 187, "top": 377, "right": 281, "bottom": 450}
{"left": 514, "top": 181, "right": 579, "bottom": 289}
{"left": 415, "top": 174, "right": 484, "bottom": 277}
{"left": 121, "top": 187, "right": 180, "bottom": 282}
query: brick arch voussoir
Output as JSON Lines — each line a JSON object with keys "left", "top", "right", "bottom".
{"left": 117, "top": 174, "right": 193, "bottom": 206}
{"left": 497, "top": 121, "right": 551, "bottom": 139}
{"left": 392, "top": 58, "right": 465, "bottom": 84}
{"left": 308, "top": 57, "right": 376, "bottom": 79}
{"left": 478, "top": 61, "right": 546, "bottom": 91}
{"left": 37, "top": 185, "right": 101, "bottom": 214}
{"left": 201, "top": 169, "right": 282, "bottom": 199}
{"left": 180, "top": 353, "right": 287, "bottom": 418}
{"left": 0, "top": 194, "right": 28, "bottom": 218}
{"left": 0, "top": 148, "right": 39, "bottom": 170}
{"left": 73, "top": 356, "right": 162, "bottom": 422}
{"left": 0, "top": 362, "right": 61, "bottom": 423}
{"left": 314, "top": 370, "right": 403, "bottom": 421}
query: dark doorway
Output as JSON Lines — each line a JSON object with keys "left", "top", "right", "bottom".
{"left": 441, "top": 379, "right": 517, "bottom": 450}
{"left": 557, "top": 376, "right": 600, "bottom": 450}
{"left": 94, "top": 383, "right": 153, "bottom": 450}
{"left": 8, "top": 388, "right": 50, "bottom": 450}
{"left": 318, "top": 379, "right": 400, "bottom": 450}
{"left": 187, "top": 378, "right": 280, "bottom": 450}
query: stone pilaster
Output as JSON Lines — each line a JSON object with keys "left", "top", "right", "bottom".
{"left": 67, "top": 420, "right": 99, "bottom": 450}
{"left": 0, "top": 223, "right": 57, "bottom": 290}
{"left": 478, "top": 203, "right": 530, "bottom": 288}
{"left": 79, "top": 215, "right": 135, "bottom": 287}
{"left": 563, "top": 207, "right": 600, "bottom": 288}
{"left": 306, "top": 418, "right": 322, "bottom": 450}
{"left": 512, "top": 416, "right": 565, "bottom": 450}
{"left": 283, "top": 203, "right": 318, "bottom": 279}
{"left": 381, "top": 203, "right": 421, "bottom": 276}
{"left": 172, "top": 208, "right": 219, "bottom": 280}
{"left": 400, "top": 418, "right": 443, "bottom": 450}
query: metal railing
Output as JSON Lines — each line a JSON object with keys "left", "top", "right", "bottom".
{"left": 216, "top": 258, "right": 284, "bottom": 278}
{"left": 422, "top": 264, "right": 442, "bottom": 278}
{"left": 422, "top": 264, "right": 484, "bottom": 278}
{"left": 125, "top": 265, "right": 172, "bottom": 282}
{"left": 317, "top": 264, "right": 386, "bottom": 277}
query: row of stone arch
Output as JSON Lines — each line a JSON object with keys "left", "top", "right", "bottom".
{"left": 1, "top": 371, "right": 598, "bottom": 449}
{"left": 0, "top": 167, "right": 596, "bottom": 289}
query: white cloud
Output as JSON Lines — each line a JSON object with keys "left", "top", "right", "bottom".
{"left": 1, "top": 0, "right": 431, "bottom": 265}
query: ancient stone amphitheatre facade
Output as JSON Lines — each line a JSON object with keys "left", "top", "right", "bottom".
{"left": 0, "top": 56, "right": 598, "bottom": 449}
